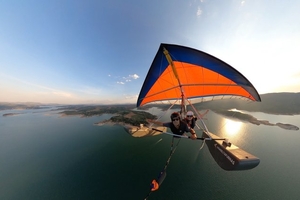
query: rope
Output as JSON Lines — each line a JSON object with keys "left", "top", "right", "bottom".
{"left": 144, "top": 136, "right": 181, "bottom": 200}
{"left": 163, "top": 136, "right": 181, "bottom": 171}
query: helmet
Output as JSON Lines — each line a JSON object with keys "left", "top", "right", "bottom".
{"left": 170, "top": 112, "right": 180, "bottom": 120}
{"left": 186, "top": 111, "right": 194, "bottom": 116}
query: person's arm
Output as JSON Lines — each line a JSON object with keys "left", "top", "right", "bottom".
{"left": 147, "top": 119, "right": 164, "bottom": 126}
{"left": 190, "top": 128, "right": 196, "bottom": 135}
{"left": 188, "top": 127, "right": 197, "bottom": 140}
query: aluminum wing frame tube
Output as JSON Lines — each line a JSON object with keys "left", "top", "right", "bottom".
{"left": 163, "top": 46, "right": 210, "bottom": 136}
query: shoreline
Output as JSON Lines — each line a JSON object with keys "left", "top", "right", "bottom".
{"left": 247, "top": 118, "right": 299, "bottom": 131}
{"left": 93, "top": 119, "right": 134, "bottom": 127}
{"left": 2, "top": 113, "right": 21, "bottom": 117}
{"left": 215, "top": 110, "right": 299, "bottom": 131}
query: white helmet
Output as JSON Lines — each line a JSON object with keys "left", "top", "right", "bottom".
{"left": 186, "top": 111, "right": 194, "bottom": 116}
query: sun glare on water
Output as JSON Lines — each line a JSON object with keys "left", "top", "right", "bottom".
{"left": 223, "top": 118, "right": 243, "bottom": 137}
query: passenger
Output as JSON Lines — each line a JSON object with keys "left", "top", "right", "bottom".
{"left": 149, "top": 112, "right": 197, "bottom": 140}
{"left": 183, "top": 111, "right": 197, "bottom": 129}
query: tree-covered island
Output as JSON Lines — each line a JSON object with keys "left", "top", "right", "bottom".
{"left": 214, "top": 110, "right": 299, "bottom": 131}
{"left": 58, "top": 105, "right": 157, "bottom": 126}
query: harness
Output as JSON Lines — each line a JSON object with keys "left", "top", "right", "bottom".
{"left": 185, "top": 118, "right": 196, "bottom": 129}
{"left": 169, "top": 121, "right": 187, "bottom": 135}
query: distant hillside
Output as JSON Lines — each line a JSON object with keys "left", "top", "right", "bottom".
{"left": 1, "top": 92, "right": 299, "bottom": 115}
{"left": 193, "top": 92, "right": 300, "bottom": 115}
{"left": 0, "top": 102, "right": 43, "bottom": 110}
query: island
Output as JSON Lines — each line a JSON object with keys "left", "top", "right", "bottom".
{"left": 214, "top": 110, "right": 299, "bottom": 131}
{"left": 57, "top": 104, "right": 157, "bottom": 126}
{"left": 57, "top": 105, "right": 168, "bottom": 137}
{"left": 276, "top": 123, "right": 299, "bottom": 131}
{"left": 0, "top": 102, "right": 45, "bottom": 110}
{"left": 3, "top": 113, "right": 21, "bottom": 117}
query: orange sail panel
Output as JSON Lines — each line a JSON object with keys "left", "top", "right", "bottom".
{"left": 137, "top": 44, "right": 261, "bottom": 107}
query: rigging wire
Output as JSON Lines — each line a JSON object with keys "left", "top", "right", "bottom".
{"left": 148, "top": 100, "right": 179, "bottom": 129}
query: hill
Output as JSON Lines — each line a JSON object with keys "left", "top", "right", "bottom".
{"left": 0, "top": 102, "right": 44, "bottom": 110}
{"left": 1, "top": 92, "right": 300, "bottom": 115}
{"left": 193, "top": 92, "right": 300, "bottom": 115}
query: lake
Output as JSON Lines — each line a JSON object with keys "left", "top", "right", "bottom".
{"left": 0, "top": 107, "right": 300, "bottom": 200}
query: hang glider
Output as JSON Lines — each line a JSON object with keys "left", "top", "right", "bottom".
{"left": 126, "top": 43, "right": 261, "bottom": 198}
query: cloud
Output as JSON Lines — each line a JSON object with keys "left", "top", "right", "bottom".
{"left": 124, "top": 94, "right": 138, "bottom": 99}
{"left": 0, "top": 72, "right": 78, "bottom": 103}
{"left": 52, "top": 91, "right": 73, "bottom": 98}
{"left": 122, "top": 94, "right": 138, "bottom": 103}
{"left": 84, "top": 94, "right": 137, "bottom": 104}
{"left": 241, "top": 1, "right": 246, "bottom": 6}
{"left": 0, "top": 73, "right": 74, "bottom": 97}
{"left": 129, "top": 74, "right": 139, "bottom": 79}
{"left": 119, "top": 73, "right": 140, "bottom": 84}
{"left": 109, "top": 73, "right": 139, "bottom": 85}
{"left": 197, "top": 7, "right": 202, "bottom": 17}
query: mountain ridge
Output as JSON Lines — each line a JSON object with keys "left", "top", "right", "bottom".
{"left": 193, "top": 92, "right": 300, "bottom": 115}
{"left": 1, "top": 92, "right": 300, "bottom": 115}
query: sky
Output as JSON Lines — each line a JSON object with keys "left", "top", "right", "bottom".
{"left": 0, "top": 0, "right": 300, "bottom": 104}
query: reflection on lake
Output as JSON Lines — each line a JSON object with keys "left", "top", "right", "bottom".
{"left": 222, "top": 118, "right": 243, "bottom": 137}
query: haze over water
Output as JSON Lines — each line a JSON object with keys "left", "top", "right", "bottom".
{"left": 0, "top": 107, "right": 300, "bottom": 200}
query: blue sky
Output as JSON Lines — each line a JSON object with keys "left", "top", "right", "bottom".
{"left": 1, "top": 0, "right": 299, "bottom": 104}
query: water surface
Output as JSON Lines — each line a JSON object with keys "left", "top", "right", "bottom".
{"left": 0, "top": 108, "right": 299, "bottom": 199}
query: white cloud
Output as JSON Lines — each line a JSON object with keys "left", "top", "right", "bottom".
{"left": 107, "top": 73, "right": 139, "bottom": 84}
{"left": 122, "top": 94, "right": 138, "bottom": 103}
{"left": 52, "top": 91, "right": 73, "bottom": 98}
{"left": 129, "top": 74, "right": 139, "bottom": 79}
{"left": 120, "top": 73, "right": 140, "bottom": 83}
{"left": 124, "top": 94, "right": 138, "bottom": 99}
{"left": 241, "top": 1, "right": 246, "bottom": 6}
{"left": 197, "top": 7, "right": 202, "bottom": 17}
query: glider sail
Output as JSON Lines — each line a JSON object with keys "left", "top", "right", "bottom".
{"left": 137, "top": 43, "right": 261, "bottom": 107}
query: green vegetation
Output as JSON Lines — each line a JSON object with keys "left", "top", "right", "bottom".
{"left": 58, "top": 105, "right": 157, "bottom": 126}
{"left": 110, "top": 111, "right": 157, "bottom": 126}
